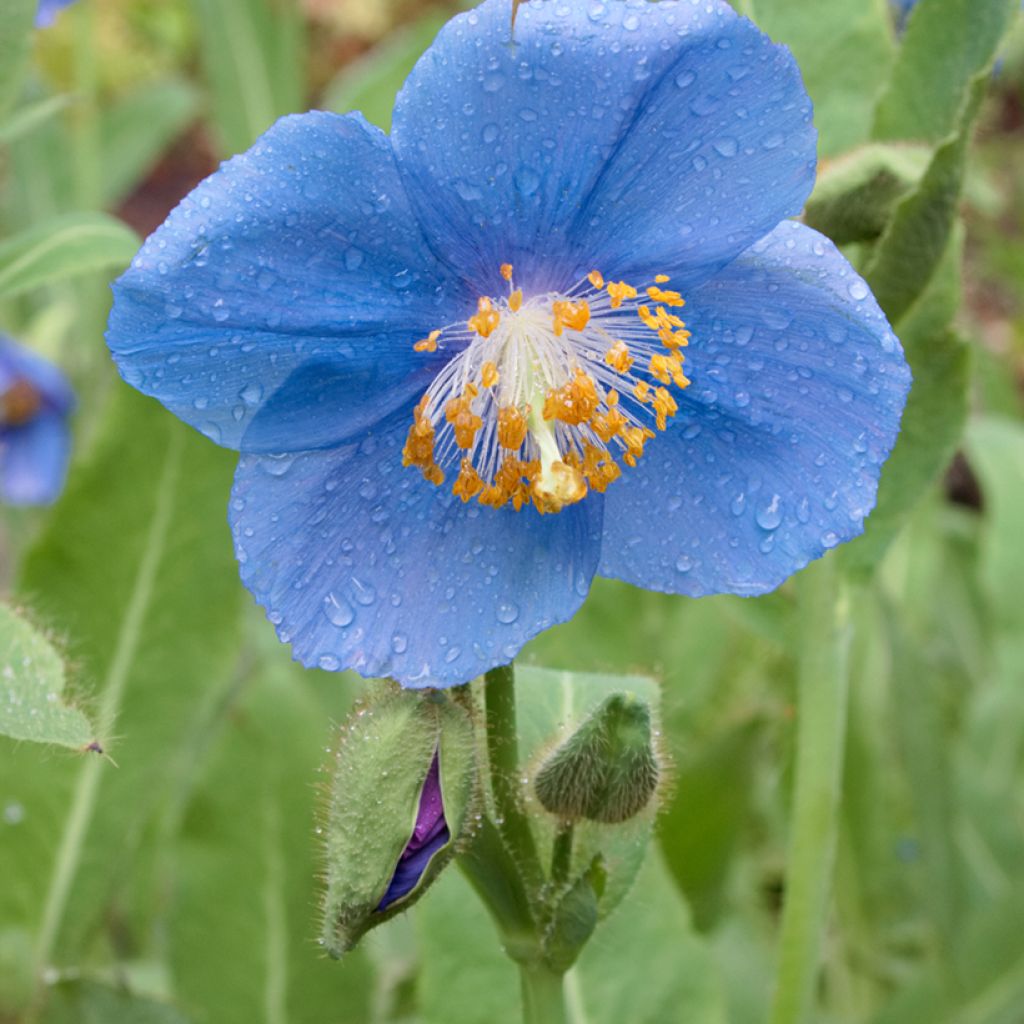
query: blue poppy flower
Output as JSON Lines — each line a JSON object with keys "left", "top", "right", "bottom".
{"left": 35, "top": 0, "right": 76, "bottom": 28}
{"left": 0, "top": 336, "right": 74, "bottom": 505}
{"left": 106, "top": 0, "right": 910, "bottom": 688}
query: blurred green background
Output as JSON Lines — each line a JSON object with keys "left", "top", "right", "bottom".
{"left": 2, "top": 0, "right": 1024, "bottom": 1022}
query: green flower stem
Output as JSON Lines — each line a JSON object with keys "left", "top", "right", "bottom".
{"left": 519, "top": 962, "right": 568, "bottom": 1024}
{"left": 550, "top": 822, "right": 573, "bottom": 887}
{"left": 769, "top": 556, "right": 851, "bottom": 1024}
{"left": 484, "top": 663, "right": 543, "bottom": 892}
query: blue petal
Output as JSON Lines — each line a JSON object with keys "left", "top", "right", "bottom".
{"left": 598, "top": 221, "right": 911, "bottom": 596}
{"left": 107, "top": 112, "right": 470, "bottom": 453}
{"left": 391, "top": 0, "right": 815, "bottom": 296}
{"left": 230, "top": 416, "right": 604, "bottom": 688}
{"left": 0, "top": 412, "right": 70, "bottom": 505}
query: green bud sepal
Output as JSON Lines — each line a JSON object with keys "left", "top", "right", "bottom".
{"left": 534, "top": 692, "right": 660, "bottom": 824}
{"left": 320, "top": 686, "right": 477, "bottom": 958}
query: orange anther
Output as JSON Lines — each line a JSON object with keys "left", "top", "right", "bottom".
{"left": 481, "top": 361, "right": 500, "bottom": 388}
{"left": 604, "top": 340, "right": 633, "bottom": 374}
{"left": 606, "top": 280, "right": 638, "bottom": 309}
{"left": 497, "top": 405, "right": 528, "bottom": 449}
{"left": 552, "top": 299, "right": 591, "bottom": 336}
{"left": 509, "top": 289, "right": 523, "bottom": 313}
{"left": 445, "top": 393, "right": 483, "bottom": 449}
{"left": 413, "top": 328, "right": 441, "bottom": 353}
{"left": 652, "top": 386, "right": 678, "bottom": 431}
{"left": 500, "top": 263, "right": 514, "bottom": 282}
{"left": 654, "top": 274, "right": 671, "bottom": 284}
{"left": 453, "top": 458, "right": 485, "bottom": 502}
{"left": 588, "top": 269, "right": 605, "bottom": 289}
{"left": 468, "top": 296, "right": 501, "bottom": 338}
{"left": 543, "top": 368, "right": 599, "bottom": 425}
{"left": 646, "top": 286, "right": 684, "bottom": 307}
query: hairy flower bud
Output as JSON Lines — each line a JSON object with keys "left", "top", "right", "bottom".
{"left": 534, "top": 693, "right": 659, "bottom": 824}
{"left": 320, "top": 689, "right": 477, "bottom": 957}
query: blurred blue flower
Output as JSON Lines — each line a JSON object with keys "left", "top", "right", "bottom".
{"left": 107, "top": 0, "right": 910, "bottom": 687}
{"left": 35, "top": 0, "right": 76, "bottom": 28}
{"left": 0, "top": 336, "right": 74, "bottom": 505}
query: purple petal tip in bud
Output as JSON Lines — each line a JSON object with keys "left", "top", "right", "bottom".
{"left": 377, "top": 751, "right": 450, "bottom": 911}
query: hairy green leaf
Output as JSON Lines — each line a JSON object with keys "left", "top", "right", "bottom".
{"left": 0, "top": 603, "right": 95, "bottom": 749}
{"left": 873, "top": 0, "right": 1019, "bottom": 143}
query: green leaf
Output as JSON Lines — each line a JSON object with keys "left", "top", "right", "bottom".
{"left": 0, "top": 385, "right": 242, "bottom": 1016}
{"left": 658, "top": 719, "right": 762, "bottom": 931}
{"left": 746, "top": 0, "right": 894, "bottom": 157}
{"left": 0, "top": 94, "right": 73, "bottom": 147}
{"left": 42, "top": 979, "right": 194, "bottom": 1024}
{"left": 99, "top": 79, "right": 202, "bottom": 207}
{"left": 865, "top": 74, "right": 986, "bottom": 324}
{"left": 0, "top": 212, "right": 139, "bottom": 301}
{"left": 417, "top": 849, "right": 726, "bottom": 1024}
{"left": 0, "top": 603, "right": 95, "bottom": 749}
{"left": 805, "top": 143, "right": 931, "bottom": 245}
{"left": 189, "top": 0, "right": 304, "bottom": 157}
{"left": 964, "top": 417, "right": 1024, "bottom": 629}
{"left": 169, "top": 630, "right": 374, "bottom": 1024}
{"left": 0, "top": 0, "right": 36, "bottom": 121}
{"left": 843, "top": 227, "right": 969, "bottom": 575}
{"left": 873, "top": 0, "right": 1019, "bottom": 144}
{"left": 321, "top": 12, "right": 447, "bottom": 131}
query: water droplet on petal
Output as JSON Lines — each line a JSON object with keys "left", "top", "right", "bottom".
{"left": 496, "top": 602, "right": 519, "bottom": 624}
{"left": 324, "top": 592, "right": 354, "bottom": 627}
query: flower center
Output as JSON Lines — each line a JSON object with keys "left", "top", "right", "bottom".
{"left": 0, "top": 378, "right": 42, "bottom": 427}
{"left": 402, "top": 264, "right": 691, "bottom": 514}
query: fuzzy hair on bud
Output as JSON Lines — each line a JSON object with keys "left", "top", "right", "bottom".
{"left": 319, "top": 688, "right": 477, "bottom": 957}
{"left": 534, "top": 693, "right": 659, "bottom": 824}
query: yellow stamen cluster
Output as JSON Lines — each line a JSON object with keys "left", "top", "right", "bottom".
{"left": 401, "top": 262, "right": 693, "bottom": 514}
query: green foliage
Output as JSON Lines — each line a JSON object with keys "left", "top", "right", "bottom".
{"left": 0, "top": 603, "right": 95, "bottom": 749}
{"left": 99, "top": 79, "right": 201, "bottom": 208}
{"left": 417, "top": 850, "right": 726, "bottom": 1024}
{"left": 0, "top": 212, "right": 139, "bottom": 300}
{"left": 42, "top": 980, "right": 193, "bottom": 1024}
{"left": 0, "top": 0, "right": 37, "bottom": 122}
{"left": 744, "top": 0, "right": 894, "bottom": 157}
{"left": 805, "top": 143, "right": 931, "bottom": 245}
{"left": 873, "top": 0, "right": 1020, "bottom": 143}
{"left": 168, "top": 629, "right": 375, "bottom": 1024}
{"left": 189, "top": 0, "right": 305, "bottom": 157}
{"left": 322, "top": 12, "right": 448, "bottom": 131}
{"left": 0, "top": 385, "right": 241, "bottom": 1016}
